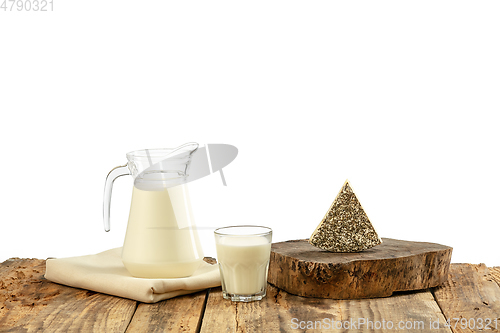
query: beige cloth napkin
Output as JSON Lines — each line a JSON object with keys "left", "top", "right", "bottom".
{"left": 44, "top": 248, "right": 221, "bottom": 303}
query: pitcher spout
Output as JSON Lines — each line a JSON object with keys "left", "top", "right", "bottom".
{"left": 130, "top": 142, "right": 199, "bottom": 191}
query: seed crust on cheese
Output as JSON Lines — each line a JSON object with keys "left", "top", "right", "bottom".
{"left": 309, "top": 180, "right": 382, "bottom": 252}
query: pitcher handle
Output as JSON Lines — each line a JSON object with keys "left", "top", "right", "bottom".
{"left": 103, "top": 165, "right": 129, "bottom": 232}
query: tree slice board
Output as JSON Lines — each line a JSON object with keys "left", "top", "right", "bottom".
{"left": 268, "top": 238, "right": 452, "bottom": 299}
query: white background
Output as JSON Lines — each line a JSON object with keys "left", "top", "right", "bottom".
{"left": 1, "top": 1, "right": 499, "bottom": 266}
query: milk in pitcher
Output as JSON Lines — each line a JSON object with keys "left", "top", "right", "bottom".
{"left": 121, "top": 184, "right": 203, "bottom": 278}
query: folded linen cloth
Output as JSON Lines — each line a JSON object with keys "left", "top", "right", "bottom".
{"left": 44, "top": 247, "right": 221, "bottom": 303}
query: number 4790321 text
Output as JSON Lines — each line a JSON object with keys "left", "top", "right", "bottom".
{"left": 1, "top": 0, "right": 53, "bottom": 11}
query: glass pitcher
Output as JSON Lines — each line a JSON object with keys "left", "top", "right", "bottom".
{"left": 103, "top": 143, "right": 204, "bottom": 278}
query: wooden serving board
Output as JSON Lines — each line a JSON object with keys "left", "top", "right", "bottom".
{"left": 267, "top": 238, "right": 452, "bottom": 299}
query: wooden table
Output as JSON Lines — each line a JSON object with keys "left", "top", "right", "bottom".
{"left": 1, "top": 258, "right": 499, "bottom": 332}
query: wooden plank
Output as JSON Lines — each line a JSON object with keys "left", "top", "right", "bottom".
{"left": 489, "top": 267, "right": 500, "bottom": 287}
{"left": 199, "top": 288, "right": 237, "bottom": 333}
{"left": 0, "top": 258, "right": 136, "bottom": 333}
{"left": 269, "top": 238, "right": 452, "bottom": 299}
{"left": 339, "top": 291, "right": 452, "bottom": 333}
{"left": 0, "top": 258, "right": 49, "bottom": 331}
{"left": 201, "top": 284, "right": 452, "bottom": 332}
{"left": 125, "top": 290, "right": 208, "bottom": 333}
{"left": 432, "top": 264, "right": 500, "bottom": 333}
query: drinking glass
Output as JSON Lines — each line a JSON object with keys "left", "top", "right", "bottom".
{"left": 214, "top": 226, "right": 273, "bottom": 302}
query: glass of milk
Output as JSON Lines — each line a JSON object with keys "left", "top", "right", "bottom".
{"left": 214, "top": 226, "right": 272, "bottom": 302}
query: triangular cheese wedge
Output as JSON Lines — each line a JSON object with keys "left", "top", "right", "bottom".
{"left": 309, "top": 180, "right": 382, "bottom": 252}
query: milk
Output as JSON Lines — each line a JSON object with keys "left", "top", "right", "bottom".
{"left": 121, "top": 184, "right": 203, "bottom": 278}
{"left": 216, "top": 236, "right": 271, "bottom": 295}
